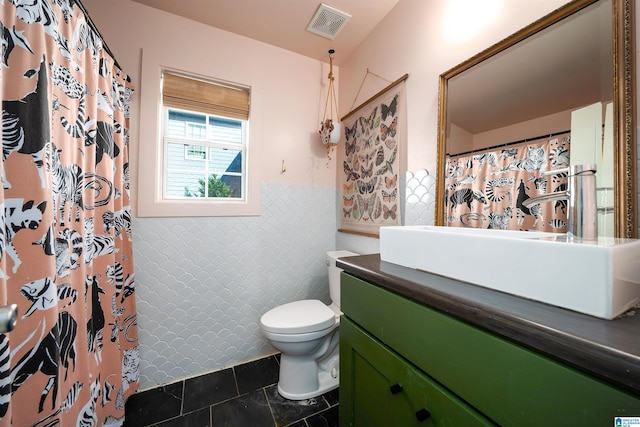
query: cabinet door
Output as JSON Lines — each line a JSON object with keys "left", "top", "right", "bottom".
{"left": 340, "top": 318, "right": 495, "bottom": 426}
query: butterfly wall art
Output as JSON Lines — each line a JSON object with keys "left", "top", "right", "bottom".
{"left": 339, "top": 84, "right": 405, "bottom": 236}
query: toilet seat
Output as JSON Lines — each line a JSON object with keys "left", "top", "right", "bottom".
{"left": 260, "top": 299, "right": 335, "bottom": 334}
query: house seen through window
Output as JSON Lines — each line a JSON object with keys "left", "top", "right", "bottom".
{"left": 162, "top": 71, "right": 249, "bottom": 201}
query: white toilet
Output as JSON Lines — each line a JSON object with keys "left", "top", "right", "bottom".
{"left": 259, "top": 250, "right": 358, "bottom": 400}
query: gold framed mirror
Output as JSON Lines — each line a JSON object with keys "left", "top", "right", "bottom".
{"left": 435, "top": 0, "right": 636, "bottom": 238}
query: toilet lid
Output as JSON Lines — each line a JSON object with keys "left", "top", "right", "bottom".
{"left": 260, "top": 300, "right": 336, "bottom": 334}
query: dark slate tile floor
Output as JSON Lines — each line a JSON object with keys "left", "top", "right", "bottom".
{"left": 124, "top": 354, "right": 339, "bottom": 427}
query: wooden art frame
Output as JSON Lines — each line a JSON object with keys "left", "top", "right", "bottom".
{"left": 338, "top": 75, "right": 408, "bottom": 237}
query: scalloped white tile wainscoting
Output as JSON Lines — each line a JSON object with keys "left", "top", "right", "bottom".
{"left": 132, "top": 183, "right": 337, "bottom": 389}
{"left": 404, "top": 169, "right": 436, "bottom": 226}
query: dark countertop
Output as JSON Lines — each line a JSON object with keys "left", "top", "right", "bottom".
{"left": 337, "top": 254, "right": 640, "bottom": 396}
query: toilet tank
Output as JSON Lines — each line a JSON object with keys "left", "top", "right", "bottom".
{"left": 326, "top": 250, "right": 358, "bottom": 309}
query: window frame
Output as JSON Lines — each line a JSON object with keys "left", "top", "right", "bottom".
{"left": 137, "top": 57, "right": 262, "bottom": 217}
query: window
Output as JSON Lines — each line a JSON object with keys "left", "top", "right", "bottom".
{"left": 138, "top": 50, "right": 261, "bottom": 217}
{"left": 160, "top": 71, "right": 252, "bottom": 204}
{"left": 164, "top": 109, "right": 245, "bottom": 199}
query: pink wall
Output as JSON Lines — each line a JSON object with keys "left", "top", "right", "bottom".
{"left": 83, "top": 0, "right": 633, "bottom": 213}
{"left": 83, "top": 0, "right": 578, "bottom": 198}
{"left": 338, "top": 0, "right": 570, "bottom": 174}
{"left": 471, "top": 109, "right": 572, "bottom": 153}
{"left": 335, "top": 0, "right": 570, "bottom": 251}
{"left": 82, "top": 0, "right": 338, "bottom": 213}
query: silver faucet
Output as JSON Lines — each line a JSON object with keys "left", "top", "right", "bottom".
{"left": 522, "top": 164, "right": 597, "bottom": 240}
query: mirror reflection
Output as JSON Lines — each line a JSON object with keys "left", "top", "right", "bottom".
{"left": 436, "top": 0, "right": 636, "bottom": 238}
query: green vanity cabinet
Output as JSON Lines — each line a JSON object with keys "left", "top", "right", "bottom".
{"left": 339, "top": 272, "right": 640, "bottom": 426}
{"left": 340, "top": 318, "right": 495, "bottom": 426}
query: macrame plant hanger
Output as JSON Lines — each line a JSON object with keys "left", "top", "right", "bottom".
{"left": 319, "top": 49, "right": 341, "bottom": 158}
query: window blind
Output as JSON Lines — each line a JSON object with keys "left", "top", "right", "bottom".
{"left": 162, "top": 72, "right": 250, "bottom": 121}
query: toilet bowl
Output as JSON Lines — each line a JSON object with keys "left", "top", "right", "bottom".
{"left": 259, "top": 250, "right": 357, "bottom": 400}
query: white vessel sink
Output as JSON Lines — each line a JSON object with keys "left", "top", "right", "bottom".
{"left": 379, "top": 226, "right": 640, "bottom": 319}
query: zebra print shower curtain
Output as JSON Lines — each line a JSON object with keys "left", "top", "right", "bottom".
{"left": 1, "top": 1, "right": 139, "bottom": 425}
{"left": 445, "top": 133, "right": 570, "bottom": 232}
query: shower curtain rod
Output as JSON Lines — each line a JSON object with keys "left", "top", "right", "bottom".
{"left": 447, "top": 129, "right": 570, "bottom": 158}
{"left": 75, "top": 0, "right": 124, "bottom": 73}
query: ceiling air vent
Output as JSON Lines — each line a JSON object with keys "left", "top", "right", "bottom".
{"left": 306, "top": 3, "right": 351, "bottom": 40}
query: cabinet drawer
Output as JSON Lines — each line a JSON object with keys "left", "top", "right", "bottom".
{"left": 340, "top": 318, "right": 495, "bottom": 427}
{"left": 341, "top": 272, "right": 640, "bottom": 426}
